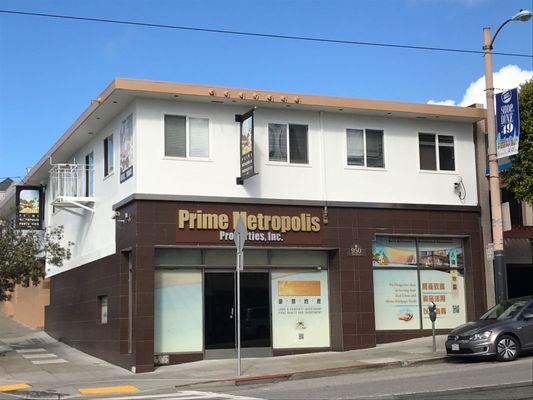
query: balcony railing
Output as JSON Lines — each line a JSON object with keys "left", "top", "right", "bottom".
{"left": 49, "top": 164, "right": 95, "bottom": 212}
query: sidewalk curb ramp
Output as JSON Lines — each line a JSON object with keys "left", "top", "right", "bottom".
{"left": 174, "top": 355, "right": 447, "bottom": 388}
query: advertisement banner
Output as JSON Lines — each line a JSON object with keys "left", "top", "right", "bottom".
{"left": 271, "top": 270, "right": 330, "bottom": 349}
{"left": 372, "top": 237, "right": 417, "bottom": 267}
{"left": 15, "top": 186, "right": 44, "bottom": 230}
{"left": 373, "top": 269, "right": 421, "bottom": 330}
{"left": 420, "top": 269, "right": 466, "bottom": 329}
{"left": 120, "top": 114, "right": 134, "bottom": 183}
{"left": 418, "top": 239, "right": 463, "bottom": 269}
{"left": 496, "top": 88, "right": 520, "bottom": 159}
{"left": 237, "top": 109, "right": 255, "bottom": 183}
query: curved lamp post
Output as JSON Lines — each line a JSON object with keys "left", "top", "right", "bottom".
{"left": 483, "top": 9, "right": 532, "bottom": 304}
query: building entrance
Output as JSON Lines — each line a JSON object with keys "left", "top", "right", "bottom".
{"left": 204, "top": 271, "right": 271, "bottom": 357}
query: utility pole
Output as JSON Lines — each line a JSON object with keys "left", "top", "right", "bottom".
{"left": 481, "top": 9, "right": 532, "bottom": 303}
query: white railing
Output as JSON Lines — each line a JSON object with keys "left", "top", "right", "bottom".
{"left": 49, "top": 164, "right": 92, "bottom": 201}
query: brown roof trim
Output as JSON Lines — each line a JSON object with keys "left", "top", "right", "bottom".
{"left": 114, "top": 78, "right": 486, "bottom": 120}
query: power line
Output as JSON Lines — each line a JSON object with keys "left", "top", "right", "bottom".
{"left": 0, "top": 9, "right": 531, "bottom": 58}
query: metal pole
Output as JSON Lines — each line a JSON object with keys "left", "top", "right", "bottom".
{"left": 483, "top": 27, "right": 508, "bottom": 304}
{"left": 432, "top": 320, "right": 436, "bottom": 353}
{"left": 236, "top": 245, "right": 242, "bottom": 376}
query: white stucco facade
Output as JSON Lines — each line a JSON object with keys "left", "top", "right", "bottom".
{"left": 2, "top": 81, "right": 481, "bottom": 277}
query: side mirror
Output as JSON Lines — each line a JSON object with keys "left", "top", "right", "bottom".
{"left": 522, "top": 313, "right": 533, "bottom": 320}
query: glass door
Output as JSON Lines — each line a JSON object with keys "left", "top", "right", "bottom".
{"left": 204, "top": 272, "right": 235, "bottom": 350}
{"left": 204, "top": 271, "right": 272, "bottom": 353}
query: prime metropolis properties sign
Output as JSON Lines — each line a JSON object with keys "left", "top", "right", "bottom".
{"left": 176, "top": 208, "right": 322, "bottom": 244}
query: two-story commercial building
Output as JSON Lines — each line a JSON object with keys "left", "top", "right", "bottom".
{"left": 0, "top": 78, "right": 488, "bottom": 372}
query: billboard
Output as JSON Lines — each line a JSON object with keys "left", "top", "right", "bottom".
{"left": 237, "top": 109, "right": 256, "bottom": 183}
{"left": 15, "top": 186, "right": 44, "bottom": 230}
{"left": 120, "top": 114, "right": 134, "bottom": 183}
{"left": 496, "top": 88, "right": 521, "bottom": 159}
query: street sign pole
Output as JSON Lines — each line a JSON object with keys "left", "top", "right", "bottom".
{"left": 236, "top": 246, "right": 241, "bottom": 376}
{"left": 233, "top": 217, "right": 247, "bottom": 377}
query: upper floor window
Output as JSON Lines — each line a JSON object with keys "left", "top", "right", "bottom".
{"left": 85, "top": 152, "right": 94, "bottom": 197}
{"left": 268, "top": 123, "right": 308, "bottom": 164}
{"left": 164, "top": 115, "right": 209, "bottom": 158}
{"left": 346, "top": 129, "right": 384, "bottom": 168}
{"left": 419, "top": 133, "right": 455, "bottom": 171}
{"left": 103, "top": 135, "right": 114, "bottom": 177}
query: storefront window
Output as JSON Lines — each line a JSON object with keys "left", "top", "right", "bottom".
{"left": 271, "top": 269, "right": 330, "bottom": 349}
{"left": 372, "top": 236, "right": 466, "bottom": 331}
{"left": 373, "top": 269, "right": 420, "bottom": 330}
{"left": 419, "top": 269, "right": 466, "bottom": 329}
{"left": 155, "top": 248, "right": 201, "bottom": 266}
{"left": 372, "top": 237, "right": 417, "bottom": 267}
{"left": 418, "top": 239, "right": 463, "bottom": 269}
{"left": 270, "top": 250, "right": 328, "bottom": 267}
{"left": 154, "top": 270, "right": 203, "bottom": 353}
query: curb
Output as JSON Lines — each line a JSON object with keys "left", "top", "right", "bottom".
{"left": 174, "top": 355, "right": 447, "bottom": 388}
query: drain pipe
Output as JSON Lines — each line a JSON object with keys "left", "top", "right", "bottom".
{"left": 318, "top": 111, "right": 328, "bottom": 224}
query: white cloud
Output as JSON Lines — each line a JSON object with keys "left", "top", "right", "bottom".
{"left": 427, "top": 99, "right": 457, "bottom": 106}
{"left": 427, "top": 64, "right": 533, "bottom": 107}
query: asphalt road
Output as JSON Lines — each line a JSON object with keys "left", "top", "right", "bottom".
{"left": 210, "top": 356, "right": 533, "bottom": 400}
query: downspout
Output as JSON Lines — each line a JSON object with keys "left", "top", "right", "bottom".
{"left": 319, "top": 111, "right": 328, "bottom": 224}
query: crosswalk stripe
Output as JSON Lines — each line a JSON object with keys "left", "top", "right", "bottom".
{"left": 31, "top": 358, "right": 68, "bottom": 364}
{"left": 100, "top": 391, "right": 263, "bottom": 400}
{"left": 79, "top": 385, "right": 139, "bottom": 395}
{"left": 0, "top": 383, "right": 31, "bottom": 392}
{"left": 15, "top": 348, "right": 47, "bottom": 353}
{"left": 22, "top": 353, "right": 58, "bottom": 359}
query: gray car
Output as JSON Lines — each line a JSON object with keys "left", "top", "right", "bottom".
{"left": 446, "top": 296, "right": 533, "bottom": 361}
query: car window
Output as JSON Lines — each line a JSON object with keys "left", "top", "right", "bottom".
{"left": 520, "top": 303, "right": 533, "bottom": 318}
{"left": 480, "top": 300, "right": 527, "bottom": 320}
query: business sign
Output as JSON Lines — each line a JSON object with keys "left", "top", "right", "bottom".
{"left": 176, "top": 206, "right": 322, "bottom": 245}
{"left": 15, "top": 186, "right": 44, "bottom": 230}
{"left": 271, "top": 270, "right": 330, "bottom": 349}
{"left": 496, "top": 88, "right": 520, "bottom": 159}
{"left": 236, "top": 109, "right": 256, "bottom": 183}
{"left": 120, "top": 114, "right": 134, "bottom": 183}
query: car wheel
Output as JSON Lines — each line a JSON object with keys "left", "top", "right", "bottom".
{"left": 496, "top": 335, "right": 520, "bottom": 362}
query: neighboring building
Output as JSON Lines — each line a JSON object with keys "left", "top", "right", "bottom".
{"left": 501, "top": 188, "right": 533, "bottom": 298}
{"left": 0, "top": 78, "right": 488, "bottom": 372}
{"left": 0, "top": 178, "right": 15, "bottom": 202}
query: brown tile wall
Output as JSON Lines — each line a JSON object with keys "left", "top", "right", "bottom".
{"left": 46, "top": 200, "right": 486, "bottom": 371}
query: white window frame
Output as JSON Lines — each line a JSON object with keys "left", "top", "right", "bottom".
{"left": 163, "top": 114, "right": 211, "bottom": 161}
{"left": 266, "top": 121, "right": 310, "bottom": 166}
{"left": 344, "top": 128, "right": 386, "bottom": 170}
{"left": 418, "top": 132, "right": 456, "bottom": 173}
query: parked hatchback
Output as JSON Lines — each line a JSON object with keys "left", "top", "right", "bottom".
{"left": 446, "top": 296, "right": 533, "bottom": 361}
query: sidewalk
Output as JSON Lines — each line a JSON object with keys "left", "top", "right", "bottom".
{"left": 0, "top": 314, "right": 447, "bottom": 397}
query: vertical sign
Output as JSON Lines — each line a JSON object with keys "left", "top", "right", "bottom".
{"left": 496, "top": 88, "right": 520, "bottom": 159}
{"left": 15, "top": 186, "right": 44, "bottom": 230}
{"left": 236, "top": 108, "right": 256, "bottom": 184}
{"left": 120, "top": 114, "right": 134, "bottom": 183}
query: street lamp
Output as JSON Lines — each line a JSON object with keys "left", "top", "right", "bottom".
{"left": 483, "top": 9, "right": 532, "bottom": 305}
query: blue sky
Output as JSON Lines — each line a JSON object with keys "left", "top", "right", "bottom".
{"left": 0, "top": 0, "right": 532, "bottom": 179}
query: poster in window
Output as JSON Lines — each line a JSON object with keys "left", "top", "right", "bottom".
{"left": 154, "top": 270, "right": 203, "bottom": 353}
{"left": 418, "top": 239, "right": 463, "bottom": 269}
{"left": 238, "top": 109, "right": 255, "bottom": 182}
{"left": 271, "top": 270, "right": 330, "bottom": 349}
{"left": 373, "top": 269, "right": 421, "bottom": 330}
{"left": 372, "top": 237, "right": 417, "bottom": 267}
{"left": 120, "top": 114, "right": 133, "bottom": 183}
{"left": 15, "top": 186, "right": 44, "bottom": 230}
{"left": 420, "top": 269, "right": 466, "bottom": 329}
